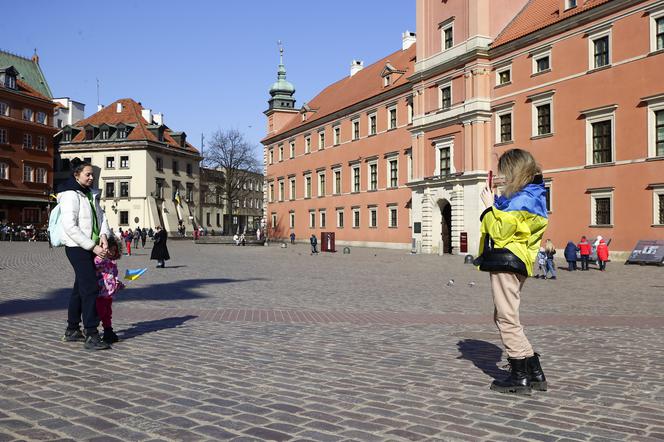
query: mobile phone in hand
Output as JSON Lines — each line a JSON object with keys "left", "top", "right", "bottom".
{"left": 488, "top": 170, "right": 493, "bottom": 189}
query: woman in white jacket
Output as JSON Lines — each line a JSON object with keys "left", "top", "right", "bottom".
{"left": 58, "top": 158, "right": 112, "bottom": 350}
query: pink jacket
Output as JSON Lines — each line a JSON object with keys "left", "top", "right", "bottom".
{"left": 94, "top": 256, "right": 125, "bottom": 298}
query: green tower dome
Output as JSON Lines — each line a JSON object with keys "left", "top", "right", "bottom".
{"left": 267, "top": 45, "right": 296, "bottom": 112}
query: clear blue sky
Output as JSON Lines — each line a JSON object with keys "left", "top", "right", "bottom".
{"left": 5, "top": 1, "right": 415, "bottom": 157}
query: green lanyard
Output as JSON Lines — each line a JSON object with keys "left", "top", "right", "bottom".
{"left": 86, "top": 192, "right": 100, "bottom": 244}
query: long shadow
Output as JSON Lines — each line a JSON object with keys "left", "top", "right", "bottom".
{"left": 0, "top": 278, "right": 264, "bottom": 317}
{"left": 456, "top": 339, "right": 508, "bottom": 380}
{"left": 119, "top": 315, "right": 198, "bottom": 340}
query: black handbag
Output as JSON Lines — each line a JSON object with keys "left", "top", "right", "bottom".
{"left": 473, "top": 235, "right": 528, "bottom": 276}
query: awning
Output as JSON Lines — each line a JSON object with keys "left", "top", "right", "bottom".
{"left": 0, "top": 194, "right": 49, "bottom": 203}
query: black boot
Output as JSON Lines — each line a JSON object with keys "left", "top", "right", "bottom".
{"left": 102, "top": 327, "right": 119, "bottom": 344}
{"left": 490, "top": 357, "right": 532, "bottom": 395}
{"left": 527, "top": 353, "right": 547, "bottom": 391}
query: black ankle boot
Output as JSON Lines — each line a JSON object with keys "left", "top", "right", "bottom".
{"left": 527, "top": 353, "right": 547, "bottom": 391}
{"left": 490, "top": 357, "right": 532, "bottom": 395}
{"left": 102, "top": 327, "right": 119, "bottom": 344}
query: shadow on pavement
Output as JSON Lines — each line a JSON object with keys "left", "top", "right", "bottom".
{"left": 456, "top": 339, "right": 508, "bottom": 380}
{"left": 119, "top": 315, "right": 198, "bottom": 340}
{"left": 0, "top": 278, "right": 262, "bottom": 317}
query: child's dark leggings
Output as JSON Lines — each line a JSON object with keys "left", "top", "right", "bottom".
{"left": 96, "top": 297, "right": 113, "bottom": 328}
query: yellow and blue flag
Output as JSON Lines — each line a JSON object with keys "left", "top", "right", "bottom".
{"left": 124, "top": 268, "right": 147, "bottom": 281}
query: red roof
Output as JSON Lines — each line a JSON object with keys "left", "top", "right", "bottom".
{"left": 492, "top": 0, "right": 610, "bottom": 48}
{"left": 15, "top": 79, "right": 54, "bottom": 103}
{"left": 71, "top": 98, "right": 199, "bottom": 154}
{"left": 266, "top": 44, "right": 416, "bottom": 140}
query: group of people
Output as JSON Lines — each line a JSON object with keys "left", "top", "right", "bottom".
{"left": 57, "top": 158, "right": 171, "bottom": 350}
{"left": 0, "top": 222, "right": 46, "bottom": 242}
{"left": 113, "top": 226, "right": 151, "bottom": 256}
{"left": 535, "top": 235, "right": 611, "bottom": 279}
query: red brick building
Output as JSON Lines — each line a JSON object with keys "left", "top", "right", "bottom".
{"left": 0, "top": 51, "right": 57, "bottom": 226}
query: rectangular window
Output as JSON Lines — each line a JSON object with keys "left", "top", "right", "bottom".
{"left": 106, "top": 156, "right": 115, "bottom": 168}
{"left": 0, "top": 128, "right": 6, "bottom": 144}
{"left": 500, "top": 113, "right": 512, "bottom": 142}
{"left": 37, "top": 136, "right": 46, "bottom": 151}
{"left": 35, "top": 167, "right": 46, "bottom": 184}
{"left": 497, "top": 67, "right": 511, "bottom": 85}
{"left": 101, "top": 129, "right": 109, "bottom": 140}
{"left": 305, "top": 136, "right": 311, "bottom": 153}
{"left": 269, "top": 183, "right": 274, "bottom": 202}
{"left": 156, "top": 157, "right": 163, "bottom": 171}
{"left": 369, "top": 163, "right": 377, "bottom": 191}
{"left": 305, "top": 175, "right": 312, "bottom": 198}
{"left": 389, "top": 206, "right": 398, "bottom": 227}
{"left": 593, "top": 36, "right": 610, "bottom": 68}
{"left": 334, "top": 169, "right": 341, "bottom": 194}
{"left": 334, "top": 126, "right": 340, "bottom": 145}
{"left": 118, "top": 127, "right": 127, "bottom": 139}
{"left": 337, "top": 209, "right": 344, "bottom": 228}
{"left": 439, "top": 147, "right": 451, "bottom": 177}
{"left": 444, "top": 26, "right": 453, "bottom": 50}
{"left": 120, "top": 181, "right": 129, "bottom": 197}
{"left": 0, "top": 161, "right": 8, "bottom": 180}
{"left": 278, "top": 144, "right": 284, "bottom": 161}
{"left": 656, "top": 110, "right": 664, "bottom": 157}
{"left": 279, "top": 180, "right": 284, "bottom": 201}
{"left": 289, "top": 142, "right": 295, "bottom": 158}
{"left": 352, "top": 166, "right": 360, "bottom": 192}
{"left": 23, "top": 133, "right": 32, "bottom": 148}
{"left": 440, "top": 86, "right": 451, "bottom": 110}
{"left": 369, "top": 114, "right": 377, "bottom": 135}
{"left": 657, "top": 17, "right": 664, "bottom": 51}
{"left": 352, "top": 119, "right": 360, "bottom": 140}
{"left": 289, "top": 178, "right": 296, "bottom": 200}
{"left": 186, "top": 163, "right": 192, "bottom": 176}
{"left": 595, "top": 197, "right": 611, "bottom": 225}
{"left": 120, "top": 156, "right": 129, "bottom": 168}
{"left": 389, "top": 108, "right": 397, "bottom": 129}
{"left": 172, "top": 160, "right": 179, "bottom": 174}
{"left": 269, "top": 148, "right": 274, "bottom": 164}
{"left": 217, "top": 213, "right": 221, "bottom": 227}
{"left": 320, "top": 211, "right": 326, "bottom": 228}
{"left": 36, "top": 112, "right": 47, "bottom": 125}
{"left": 0, "top": 102, "right": 7, "bottom": 116}
{"left": 309, "top": 211, "right": 315, "bottom": 228}
{"left": 659, "top": 193, "right": 664, "bottom": 225}
{"left": 289, "top": 212, "right": 295, "bottom": 229}
{"left": 592, "top": 121, "right": 612, "bottom": 164}
{"left": 105, "top": 182, "right": 115, "bottom": 198}
{"left": 23, "top": 165, "right": 32, "bottom": 182}
{"left": 318, "top": 132, "right": 325, "bottom": 150}
{"left": 369, "top": 207, "right": 377, "bottom": 228}
{"left": 535, "top": 55, "right": 550, "bottom": 73}
{"left": 352, "top": 208, "right": 360, "bottom": 228}
{"left": 537, "top": 104, "right": 551, "bottom": 135}
{"left": 389, "top": 159, "right": 398, "bottom": 187}
{"left": 318, "top": 173, "right": 325, "bottom": 197}
{"left": 155, "top": 179, "right": 164, "bottom": 199}
{"left": 119, "top": 211, "right": 129, "bottom": 225}
{"left": 544, "top": 184, "right": 552, "bottom": 212}
{"left": 23, "top": 109, "right": 33, "bottom": 121}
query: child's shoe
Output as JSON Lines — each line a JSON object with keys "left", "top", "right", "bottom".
{"left": 102, "top": 327, "right": 119, "bottom": 344}
{"left": 62, "top": 327, "right": 85, "bottom": 342}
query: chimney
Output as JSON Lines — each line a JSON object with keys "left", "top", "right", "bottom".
{"left": 350, "top": 60, "right": 364, "bottom": 77}
{"left": 32, "top": 49, "right": 39, "bottom": 64}
{"left": 153, "top": 112, "right": 164, "bottom": 126}
{"left": 141, "top": 108, "right": 153, "bottom": 124}
{"left": 116, "top": 102, "right": 123, "bottom": 113}
{"left": 97, "top": 104, "right": 104, "bottom": 112}
{"left": 402, "top": 31, "right": 416, "bottom": 50}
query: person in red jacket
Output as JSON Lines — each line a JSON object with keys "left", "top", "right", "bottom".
{"left": 596, "top": 237, "right": 609, "bottom": 271}
{"left": 578, "top": 236, "right": 591, "bottom": 270}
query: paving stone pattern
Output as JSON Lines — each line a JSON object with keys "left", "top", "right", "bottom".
{"left": 0, "top": 241, "right": 663, "bottom": 441}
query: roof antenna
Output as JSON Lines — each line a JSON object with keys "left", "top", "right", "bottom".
{"left": 96, "top": 78, "right": 100, "bottom": 107}
{"left": 277, "top": 40, "right": 283, "bottom": 64}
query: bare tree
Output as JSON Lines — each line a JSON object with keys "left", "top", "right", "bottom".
{"left": 203, "top": 129, "right": 261, "bottom": 234}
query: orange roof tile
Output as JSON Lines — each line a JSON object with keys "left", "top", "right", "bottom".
{"left": 71, "top": 98, "right": 200, "bottom": 154}
{"left": 492, "top": 0, "right": 610, "bottom": 48}
{"left": 15, "top": 79, "right": 54, "bottom": 103}
{"left": 266, "top": 44, "right": 416, "bottom": 140}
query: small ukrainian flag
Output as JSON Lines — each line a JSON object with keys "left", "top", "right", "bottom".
{"left": 124, "top": 268, "right": 147, "bottom": 281}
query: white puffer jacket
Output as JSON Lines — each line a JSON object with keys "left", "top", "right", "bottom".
{"left": 57, "top": 189, "right": 110, "bottom": 250}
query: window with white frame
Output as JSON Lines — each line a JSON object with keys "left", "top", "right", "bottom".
{"left": 496, "top": 65, "right": 512, "bottom": 86}
{"left": 289, "top": 141, "right": 295, "bottom": 158}
{"left": 352, "top": 165, "right": 360, "bottom": 192}
{"left": 271, "top": 213, "right": 277, "bottom": 230}
{"left": 388, "top": 106, "right": 397, "bottom": 129}
{"left": 120, "top": 156, "right": 129, "bottom": 168}
{"left": 590, "top": 191, "right": 613, "bottom": 226}
{"left": 278, "top": 180, "right": 284, "bottom": 201}
{"left": 318, "top": 171, "right": 326, "bottom": 197}
{"left": 309, "top": 210, "right": 315, "bottom": 228}
{"left": 289, "top": 211, "right": 295, "bottom": 229}
{"left": 278, "top": 144, "right": 284, "bottom": 161}
{"left": 388, "top": 205, "right": 398, "bottom": 227}
{"left": 22, "top": 133, "right": 32, "bottom": 149}
{"left": 369, "top": 206, "right": 377, "bottom": 228}
{"left": 407, "top": 98, "right": 413, "bottom": 124}
{"left": 651, "top": 11, "right": 664, "bottom": 52}
{"left": 289, "top": 177, "right": 296, "bottom": 200}
{"left": 532, "top": 49, "right": 551, "bottom": 74}
{"left": 441, "top": 22, "right": 453, "bottom": 50}
{"left": 36, "top": 112, "right": 47, "bottom": 125}
{"left": 0, "top": 162, "right": 8, "bottom": 180}
{"left": 268, "top": 182, "right": 274, "bottom": 202}
{"left": 654, "top": 187, "right": 664, "bottom": 225}
{"left": 368, "top": 113, "right": 377, "bottom": 135}
{"left": 22, "top": 108, "right": 33, "bottom": 121}
{"left": 647, "top": 96, "right": 664, "bottom": 158}
{"left": 304, "top": 174, "right": 312, "bottom": 198}
{"left": 530, "top": 92, "right": 554, "bottom": 137}
{"left": 368, "top": 162, "right": 377, "bottom": 191}
{"left": 565, "top": 0, "right": 577, "bottom": 10}
{"left": 318, "top": 131, "right": 325, "bottom": 150}
{"left": 0, "top": 102, "right": 8, "bottom": 116}
{"left": 333, "top": 126, "right": 340, "bottom": 145}
{"left": 319, "top": 210, "right": 326, "bottom": 228}
{"left": 589, "top": 29, "right": 611, "bottom": 69}
{"left": 352, "top": 207, "right": 360, "bottom": 228}
{"left": 584, "top": 107, "right": 615, "bottom": 165}
{"left": 106, "top": 156, "right": 115, "bottom": 169}
{"left": 336, "top": 208, "right": 344, "bottom": 228}
{"left": 120, "top": 181, "right": 129, "bottom": 198}
{"left": 497, "top": 109, "right": 513, "bottom": 143}
{"left": 0, "top": 128, "right": 8, "bottom": 144}
{"left": 352, "top": 118, "right": 360, "bottom": 140}
{"left": 544, "top": 181, "right": 552, "bottom": 212}
{"left": 34, "top": 167, "right": 46, "bottom": 184}
{"left": 407, "top": 150, "right": 413, "bottom": 182}
{"left": 37, "top": 136, "right": 46, "bottom": 151}
{"left": 23, "top": 164, "right": 33, "bottom": 182}
{"left": 333, "top": 168, "right": 341, "bottom": 194}
{"left": 268, "top": 148, "right": 274, "bottom": 164}
{"left": 440, "top": 83, "right": 452, "bottom": 110}
{"left": 388, "top": 158, "right": 398, "bottom": 188}
{"left": 435, "top": 137, "right": 454, "bottom": 177}
{"left": 305, "top": 136, "right": 311, "bottom": 153}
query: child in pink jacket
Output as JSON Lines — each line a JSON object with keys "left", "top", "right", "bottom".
{"left": 94, "top": 236, "right": 125, "bottom": 344}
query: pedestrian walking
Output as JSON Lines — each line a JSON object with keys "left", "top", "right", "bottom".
{"left": 151, "top": 226, "right": 170, "bottom": 268}
{"left": 58, "top": 157, "right": 111, "bottom": 351}
{"left": 564, "top": 241, "right": 579, "bottom": 271}
{"left": 290, "top": 232, "right": 295, "bottom": 244}
{"left": 123, "top": 229, "right": 133, "bottom": 256}
{"left": 310, "top": 234, "right": 318, "bottom": 254}
{"left": 534, "top": 247, "right": 547, "bottom": 279}
{"left": 578, "top": 235, "right": 591, "bottom": 270}
{"left": 544, "top": 239, "right": 557, "bottom": 280}
{"left": 596, "top": 236, "right": 609, "bottom": 271}
{"left": 94, "top": 236, "right": 124, "bottom": 344}
{"left": 140, "top": 228, "right": 147, "bottom": 248}
{"left": 475, "top": 148, "right": 548, "bottom": 394}
{"left": 133, "top": 226, "right": 141, "bottom": 249}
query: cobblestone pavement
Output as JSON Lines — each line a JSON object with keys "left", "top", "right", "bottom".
{"left": 0, "top": 241, "right": 663, "bottom": 441}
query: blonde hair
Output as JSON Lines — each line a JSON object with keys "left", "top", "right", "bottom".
{"left": 497, "top": 148, "right": 541, "bottom": 197}
{"left": 545, "top": 239, "right": 555, "bottom": 253}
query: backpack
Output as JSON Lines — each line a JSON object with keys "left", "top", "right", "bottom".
{"left": 48, "top": 203, "right": 65, "bottom": 247}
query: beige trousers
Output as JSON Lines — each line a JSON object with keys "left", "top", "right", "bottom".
{"left": 490, "top": 272, "right": 534, "bottom": 359}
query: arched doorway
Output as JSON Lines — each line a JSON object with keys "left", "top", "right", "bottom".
{"left": 438, "top": 199, "right": 452, "bottom": 254}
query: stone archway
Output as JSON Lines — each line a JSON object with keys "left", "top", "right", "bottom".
{"left": 437, "top": 199, "right": 452, "bottom": 254}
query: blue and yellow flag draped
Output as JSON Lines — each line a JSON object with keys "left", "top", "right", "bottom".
{"left": 124, "top": 268, "right": 147, "bottom": 281}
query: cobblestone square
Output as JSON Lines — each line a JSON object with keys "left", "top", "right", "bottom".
{"left": 1, "top": 241, "right": 663, "bottom": 441}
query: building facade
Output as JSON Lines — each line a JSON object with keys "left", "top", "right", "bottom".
{"left": 0, "top": 50, "right": 57, "bottom": 226}
{"left": 264, "top": 0, "right": 664, "bottom": 254}
{"left": 55, "top": 98, "right": 202, "bottom": 235}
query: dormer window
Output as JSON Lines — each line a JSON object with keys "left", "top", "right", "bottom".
{"left": 118, "top": 127, "right": 127, "bottom": 139}
{"left": 384, "top": 75, "right": 391, "bottom": 87}
{"left": 63, "top": 130, "right": 71, "bottom": 142}
{"left": 0, "top": 67, "right": 19, "bottom": 90}
{"left": 101, "top": 129, "right": 109, "bottom": 140}
{"left": 86, "top": 129, "right": 94, "bottom": 140}
{"left": 565, "top": 0, "right": 577, "bottom": 10}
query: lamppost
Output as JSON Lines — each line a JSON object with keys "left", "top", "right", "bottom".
{"left": 44, "top": 187, "right": 54, "bottom": 246}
